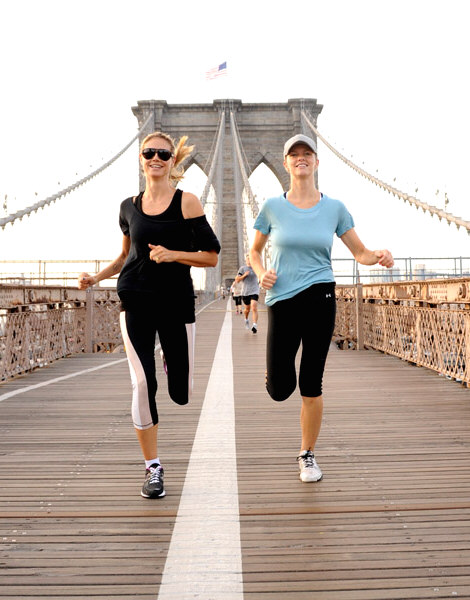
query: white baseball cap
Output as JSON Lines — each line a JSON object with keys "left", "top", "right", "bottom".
{"left": 283, "top": 134, "right": 317, "bottom": 156}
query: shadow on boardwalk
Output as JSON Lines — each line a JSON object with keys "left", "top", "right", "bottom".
{"left": 1, "top": 299, "right": 469, "bottom": 599}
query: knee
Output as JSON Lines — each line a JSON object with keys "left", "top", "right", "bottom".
{"left": 300, "top": 385, "right": 323, "bottom": 399}
{"left": 266, "top": 383, "right": 294, "bottom": 403}
{"left": 170, "top": 394, "right": 189, "bottom": 406}
{"left": 301, "top": 392, "right": 322, "bottom": 404}
{"left": 168, "top": 385, "right": 189, "bottom": 405}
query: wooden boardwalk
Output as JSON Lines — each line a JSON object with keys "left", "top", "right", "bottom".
{"left": 1, "top": 298, "right": 470, "bottom": 599}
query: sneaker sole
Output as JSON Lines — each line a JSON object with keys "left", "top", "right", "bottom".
{"left": 299, "top": 474, "right": 323, "bottom": 483}
{"left": 141, "top": 490, "right": 166, "bottom": 499}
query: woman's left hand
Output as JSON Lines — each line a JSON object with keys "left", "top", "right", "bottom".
{"left": 149, "top": 244, "right": 175, "bottom": 263}
{"left": 374, "top": 249, "right": 394, "bottom": 268}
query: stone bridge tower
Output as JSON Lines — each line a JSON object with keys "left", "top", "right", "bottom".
{"left": 132, "top": 98, "right": 323, "bottom": 285}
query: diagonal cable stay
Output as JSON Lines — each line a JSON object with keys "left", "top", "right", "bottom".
{"left": 302, "top": 110, "right": 470, "bottom": 234}
{"left": 1, "top": 113, "right": 153, "bottom": 230}
{"left": 200, "top": 110, "right": 225, "bottom": 207}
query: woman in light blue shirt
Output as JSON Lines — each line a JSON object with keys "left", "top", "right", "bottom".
{"left": 250, "top": 134, "right": 394, "bottom": 484}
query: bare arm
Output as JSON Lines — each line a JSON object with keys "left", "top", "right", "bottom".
{"left": 235, "top": 271, "right": 249, "bottom": 282}
{"left": 148, "top": 245, "right": 218, "bottom": 267}
{"left": 249, "top": 230, "right": 278, "bottom": 289}
{"left": 181, "top": 191, "right": 204, "bottom": 218}
{"left": 78, "top": 235, "right": 131, "bottom": 289}
{"left": 340, "top": 228, "right": 394, "bottom": 267}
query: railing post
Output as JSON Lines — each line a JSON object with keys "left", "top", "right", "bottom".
{"left": 85, "top": 287, "right": 94, "bottom": 353}
{"left": 464, "top": 312, "right": 470, "bottom": 387}
{"left": 356, "top": 283, "right": 364, "bottom": 350}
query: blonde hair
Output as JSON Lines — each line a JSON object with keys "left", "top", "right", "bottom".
{"left": 140, "top": 131, "right": 194, "bottom": 185}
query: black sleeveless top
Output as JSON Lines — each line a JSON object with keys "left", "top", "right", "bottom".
{"left": 134, "top": 189, "right": 184, "bottom": 220}
{"left": 117, "top": 189, "right": 220, "bottom": 320}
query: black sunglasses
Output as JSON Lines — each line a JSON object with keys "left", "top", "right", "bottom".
{"left": 141, "top": 148, "right": 174, "bottom": 161}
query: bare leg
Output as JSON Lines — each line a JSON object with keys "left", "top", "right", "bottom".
{"left": 135, "top": 424, "right": 158, "bottom": 460}
{"left": 251, "top": 300, "right": 258, "bottom": 324}
{"left": 300, "top": 395, "right": 323, "bottom": 452}
{"left": 243, "top": 304, "right": 250, "bottom": 320}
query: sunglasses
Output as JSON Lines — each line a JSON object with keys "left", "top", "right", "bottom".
{"left": 141, "top": 148, "right": 174, "bottom": 161}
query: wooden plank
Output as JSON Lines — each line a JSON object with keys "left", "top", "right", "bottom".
{"left": 232, "top": 305, "right": 470, "bottom": 600}
{"left": 0, "top": 302, "right": 227, "bottom": 598}
{"left": 1, "top": 299, "right": 470, "bottom": 598}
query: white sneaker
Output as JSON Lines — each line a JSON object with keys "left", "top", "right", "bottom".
{"left": 251, "top": 323, "right": 257, "bottom": 334}
{"left": 245, "top": 319, "right": 250, "bottom": 330}
{"left": 297, "top": 450, "right": 323, "bottom": 482}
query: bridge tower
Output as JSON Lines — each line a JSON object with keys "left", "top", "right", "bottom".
{"left": 131, "top": 98, "right": 323, "bottom": 284}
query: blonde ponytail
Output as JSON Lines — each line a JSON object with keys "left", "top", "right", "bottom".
{"left": 171, "top": 135, "right": 195, "bottom": 184}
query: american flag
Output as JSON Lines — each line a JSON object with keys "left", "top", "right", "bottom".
{"left": 205, "top": 61, "right": 227, "bottom": 80}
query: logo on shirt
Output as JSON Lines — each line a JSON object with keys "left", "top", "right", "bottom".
{"left": 325, "top": 293, "right": 332, "bottom": 298}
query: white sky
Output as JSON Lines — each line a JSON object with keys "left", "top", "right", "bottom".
{"left": 0, "top": 0, "right": 469, "bottom": 269}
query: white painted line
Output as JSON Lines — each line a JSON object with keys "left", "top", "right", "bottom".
{"left": 158, "top": 299, "right": 243, "bottom": 599}
{"left": 0, "top": 358, "right": 128, "bottom": 402}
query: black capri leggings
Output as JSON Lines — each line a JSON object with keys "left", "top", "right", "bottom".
{"left": 120, "top": 310, "right": 195, "bottom": 429}
{"left": 266, "top": 282, "right": 336, "bottom": 401}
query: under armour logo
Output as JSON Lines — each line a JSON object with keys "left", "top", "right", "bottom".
{"left": 325, "top": 293, "right": 332, "bottom": 298}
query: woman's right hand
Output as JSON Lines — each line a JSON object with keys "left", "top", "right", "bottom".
{"left": 260, "top": 268, "right": 277, "bottom": 290}
{"left": 78, "top": 272, "right": 96, "bottom": 290}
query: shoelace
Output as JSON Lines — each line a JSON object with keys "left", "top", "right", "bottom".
{"left": 297, "top": 451, "right": 315, "bottom": 469}
{"left": 148, "top": 466, "right": 163, "bottom": 484}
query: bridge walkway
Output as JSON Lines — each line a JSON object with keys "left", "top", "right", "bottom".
{"left": 1, "top": 298, "right": 470, "bottom": 599}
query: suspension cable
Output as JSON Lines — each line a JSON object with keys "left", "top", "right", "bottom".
{"left": 202, "top": 110, "right": 222, "bottom": 176}
{"left": 200, "top": 111, "right": 225, "bottom": 207}
{"left": 229, "top": 111, "right": 258, "bottom": 219}
{"left": 0, "top": 113, "right": 153, "bottom": 230}
{"left": 301, "top": 110, "right": 470, "bottom": 234}
{"left": 199, "top": 109, "right": 225, "bottom": 293}
{"left": 229, "top": 110, "right": 248, "bottom": 264}
{"left": 231, "top": 109, "right": 252, "bottom": 178}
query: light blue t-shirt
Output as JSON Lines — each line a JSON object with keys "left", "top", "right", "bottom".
{"left": 254, "top": 193, "right": 354, "bottom": 306}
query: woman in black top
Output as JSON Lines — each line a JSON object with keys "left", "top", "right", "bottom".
{"left": 78, "top": 131, "right": 220, "bottom": 499}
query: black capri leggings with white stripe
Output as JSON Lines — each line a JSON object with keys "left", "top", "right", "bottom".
{"left": 266, "top": 282, "right": 336, "bottom": 401}
{"left": 120, "top": 310, "right": 195, "bottom": 429}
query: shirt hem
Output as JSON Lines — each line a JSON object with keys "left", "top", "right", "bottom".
{"left": 265, "top": 278, "right": 335, "bottom": 306}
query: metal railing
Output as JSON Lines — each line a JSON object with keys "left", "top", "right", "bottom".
{"left": 333, "top": 256, "right": 470, "bottom": 284}
{"left": 334, "top": 278, "right": 470, "bottom": 386}
{"left": 2, "top": 279, "right": 469, "bottom": 385}
{"left": 0, "top": 260, "right": 116, "bottom": 287}
{"left": 0, "top": 286, "right": 121, "bottom": 381}
{"left": 1, "top": 257, "right": 469, "bottom": 287}
{"left": 0, "top": 284, "right": 213, "bottom": 382}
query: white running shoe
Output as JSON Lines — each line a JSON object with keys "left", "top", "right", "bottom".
{"left": 245, "top": 319, "right": 250, "bottom": 330}
{"left": 297, "top": 450, "right": 323, "bottom": 482}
